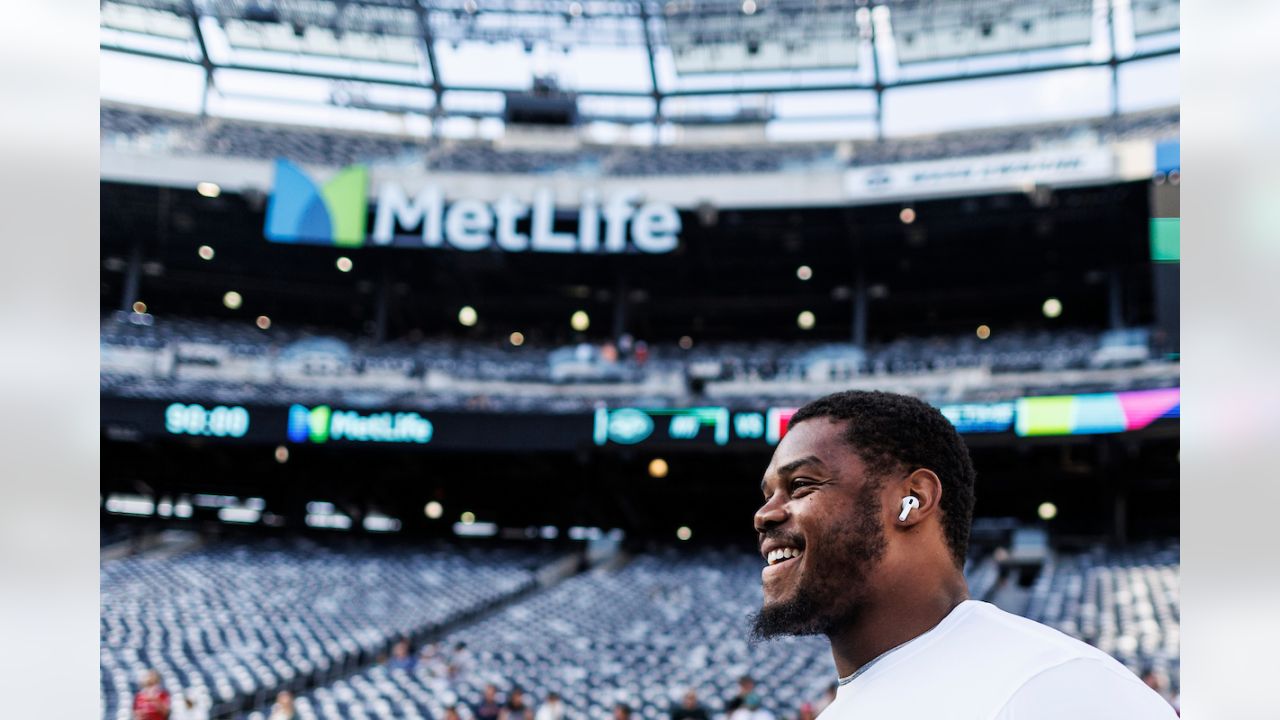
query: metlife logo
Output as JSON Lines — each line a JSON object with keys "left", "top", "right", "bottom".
{"left": 265, "top": 160, "right": 369, "bottom": 246}
{"left": 286, "top": 405, "right": 434, "bottom": 444}
{"left": 265, "top": 159, "right": 681, "bottom": 254}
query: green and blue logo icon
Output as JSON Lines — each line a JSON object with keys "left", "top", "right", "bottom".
{"left": 288, "top": 404, "right": 333, "bottom": 443}
{"left": 265, "top": 159, "right": 369, "bottom": 247}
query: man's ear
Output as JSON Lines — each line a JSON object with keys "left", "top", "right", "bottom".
{"left": 896, "top": 468, "right": 942, "bottom": 527}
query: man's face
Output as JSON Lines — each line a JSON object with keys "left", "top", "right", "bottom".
{"left": 752, "top": 418, "right": 888, "bottom": 639}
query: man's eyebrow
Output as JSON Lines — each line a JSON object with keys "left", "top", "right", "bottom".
{"left": 760, "top": 455, "right": 827, "bottom": 493}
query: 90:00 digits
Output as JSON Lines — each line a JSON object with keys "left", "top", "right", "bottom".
{"left": 164, "top": 403, "right": 251, "bottom": 438}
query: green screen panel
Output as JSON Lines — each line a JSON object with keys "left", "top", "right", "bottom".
{"left": 1150, "top": 217, "right": 1180, "bottom": 263}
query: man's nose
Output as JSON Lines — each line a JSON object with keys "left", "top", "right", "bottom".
{"left": 754, "top": 492, "right": 788, "bottom": 534}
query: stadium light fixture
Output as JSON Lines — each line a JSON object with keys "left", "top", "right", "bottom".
{"left": 509, "top": 331, "right": 525, "bottom": 346}
{"left": 458, "top": 306, "right": 478, "bottom": 327}
{"left": 196, "top": 182, "right": 221, "bottom": 198}
{"left": 336, "top": 256, "right": 353, "bottom": 272}
{"left": 1042, "top": 297, "right": 1063, "bottom": 318}
{"left": 976, "top": 324, "right": 991, "bottom": 340}
{"left": 363, "top": 514, "right": 401, "bottom": 533}
{"left": 797, "top": 310, "right": 816, "bottom": 330}
{"left": 648, "top": 458, "right": 669, "bottom": 478}
{"left": 1038, "top": 502, "right": 1058, "bottom": 521}
{"left": 132, "top": 301, "right": 147, "bottom": 314}
{"left": 454, "top": 521, "right": 498, "bottom": 537}
{"left": 571, "top": 310, "right": 590, "bottom": 332}
{"left": 223, "top": 291, "right": 243, "bottom": 310}
{"left": 460, "top": 511, "right": 476, "bottom": 524}
{"left": 900, "top": 207, "right": 917, "bottom": 224}
{"left": 274, "top": 445, "right": 289, "bottom": 463}
{"left": 424, "top": 501, "right": 444, "bottom": 520}
{"left": 218, "top": 507, "right": 261, "bottom": 524}
{"left": 256, "top": 315, "right": 271, "bottom": 330}
{"left": 676, "top": 526, "right": 692, "bottom": 541}
{"left": 796, "top": 265, "right": 813, "bottom": 281}
{"left": 104, "top": 494, "right": 155, "bottom": 516}
{"left": 198, "top": 245, "right": 215, "bottom": 261}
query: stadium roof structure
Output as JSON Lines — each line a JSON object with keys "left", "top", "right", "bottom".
{"left": 101, "top": 0, "right": 1179, "bottom": 135}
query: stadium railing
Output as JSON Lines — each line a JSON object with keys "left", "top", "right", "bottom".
{"left": 101, "top": 104, "right": 1178, "bottom": 176}
{"left": 101, "top": 314, "right": 1179, "bottom": 410}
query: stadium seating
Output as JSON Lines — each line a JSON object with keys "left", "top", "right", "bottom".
{"left": 101, "top": 104, "right": 1179, "bottom": 176}
{"left": 243, "top": 546, "right": 1170, "bottom": 720}
{"left": 1023, "top": 544, "right": 1180, "bottom": 690}
{"left": 100, "top": 539, "right": 553, "bottom": 720}
{"left": 100, "top": 314, "right": 1174, "bottom": 410}
{"left": 274, "top": 549, "right": 834, "bottom": 720}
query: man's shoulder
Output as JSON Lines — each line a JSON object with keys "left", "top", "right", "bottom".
{"left": 958, "top": 601, "right": 1117, "bottom": 664}
{"left": 995, "top": 657, "right": 1178, "bottom": 719}
{"left": 955, "top": 603, "right": 1174, "bottom": 717}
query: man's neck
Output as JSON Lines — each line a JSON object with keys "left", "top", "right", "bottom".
{"left": 826, "top": 574, "right": 969, "bottom": 679}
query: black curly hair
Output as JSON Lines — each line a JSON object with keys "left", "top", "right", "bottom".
{"left": 789, "top": 390, "right": 976, "bottom": 568}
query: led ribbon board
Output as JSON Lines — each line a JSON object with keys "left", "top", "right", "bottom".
{"left": 1014, "top": 388, "right": 1180, "bottom": 437}
{"left": 938, "top": 402, "right": 1017, "bottom": 433}
{"left": 765, "top": 391, "right": 1175, "bottom": 444}
{"left": 593, "top": 407, "right": 731, "bottom": 446}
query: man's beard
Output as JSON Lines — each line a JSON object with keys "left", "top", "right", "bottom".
{"left": 750, "top": 480, "right": 887, "bottom": 641}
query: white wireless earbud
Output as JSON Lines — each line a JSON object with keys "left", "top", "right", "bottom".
{"left": 898, "top": 496, "right": 920, "bottom": 522}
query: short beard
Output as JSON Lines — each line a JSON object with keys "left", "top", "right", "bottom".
{"left": 749, "top": 580, "right": 827, "bottom": 641}
{"left": 749, "top": 478, "right": 887, "bottom": 642}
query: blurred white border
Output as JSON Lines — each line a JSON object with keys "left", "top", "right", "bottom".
{"left": 0, "top": 0, "right": 101, "bottom": 716}
{"left": 1182, "top": 0, "right": 1280, "bottom": 717}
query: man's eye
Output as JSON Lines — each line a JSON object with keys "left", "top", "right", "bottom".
{"left": 792, "top": 479, "right": 816, "bottom": 492}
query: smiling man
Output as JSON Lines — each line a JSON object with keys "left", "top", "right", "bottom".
{"left": 753, "top": 390, "right": 1177, "bottom": 719}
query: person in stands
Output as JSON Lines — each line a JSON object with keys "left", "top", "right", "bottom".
{"left": 474, "top": 683, "right": 504, "bottom": 720}
{"left": 535, "top": 690, "right": 568, "bottom": 720}
{"left": 267, "top": 690, "right": 297, "bottom": 720}
{"left": 133, "top": 669, "right": 171, "bottom": 720}
{"left": 388, "top": 638, "right": 417, "bottom": 672}
{"left": 670, "top": 688, "right": 709, "bottom": 720}
{"left": 500, "top": 686, "right": 535, "bottom": 720}
{"left": 728, "top": 694, "right": 774, "bottom": 720}
{"left": 723, "top": 676, "right": 755, "bottom": 714}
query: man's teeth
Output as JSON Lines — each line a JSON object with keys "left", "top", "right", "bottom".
{"left": 767, "top": 548, "right": 803, "bottom": 565}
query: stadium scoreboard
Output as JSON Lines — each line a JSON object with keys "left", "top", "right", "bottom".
{"left": 104, "top": 389, "right": 1180, "bottom": 452}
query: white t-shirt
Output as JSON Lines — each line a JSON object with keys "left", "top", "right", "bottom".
{"left": 535, "top": 700, "right": 566, "bottom": 720}
{"left": 729, "top": 708, "right": 776, "bottom": 720}
{"left": 821, "top": 601, "right": 1178, "bottom": 720}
